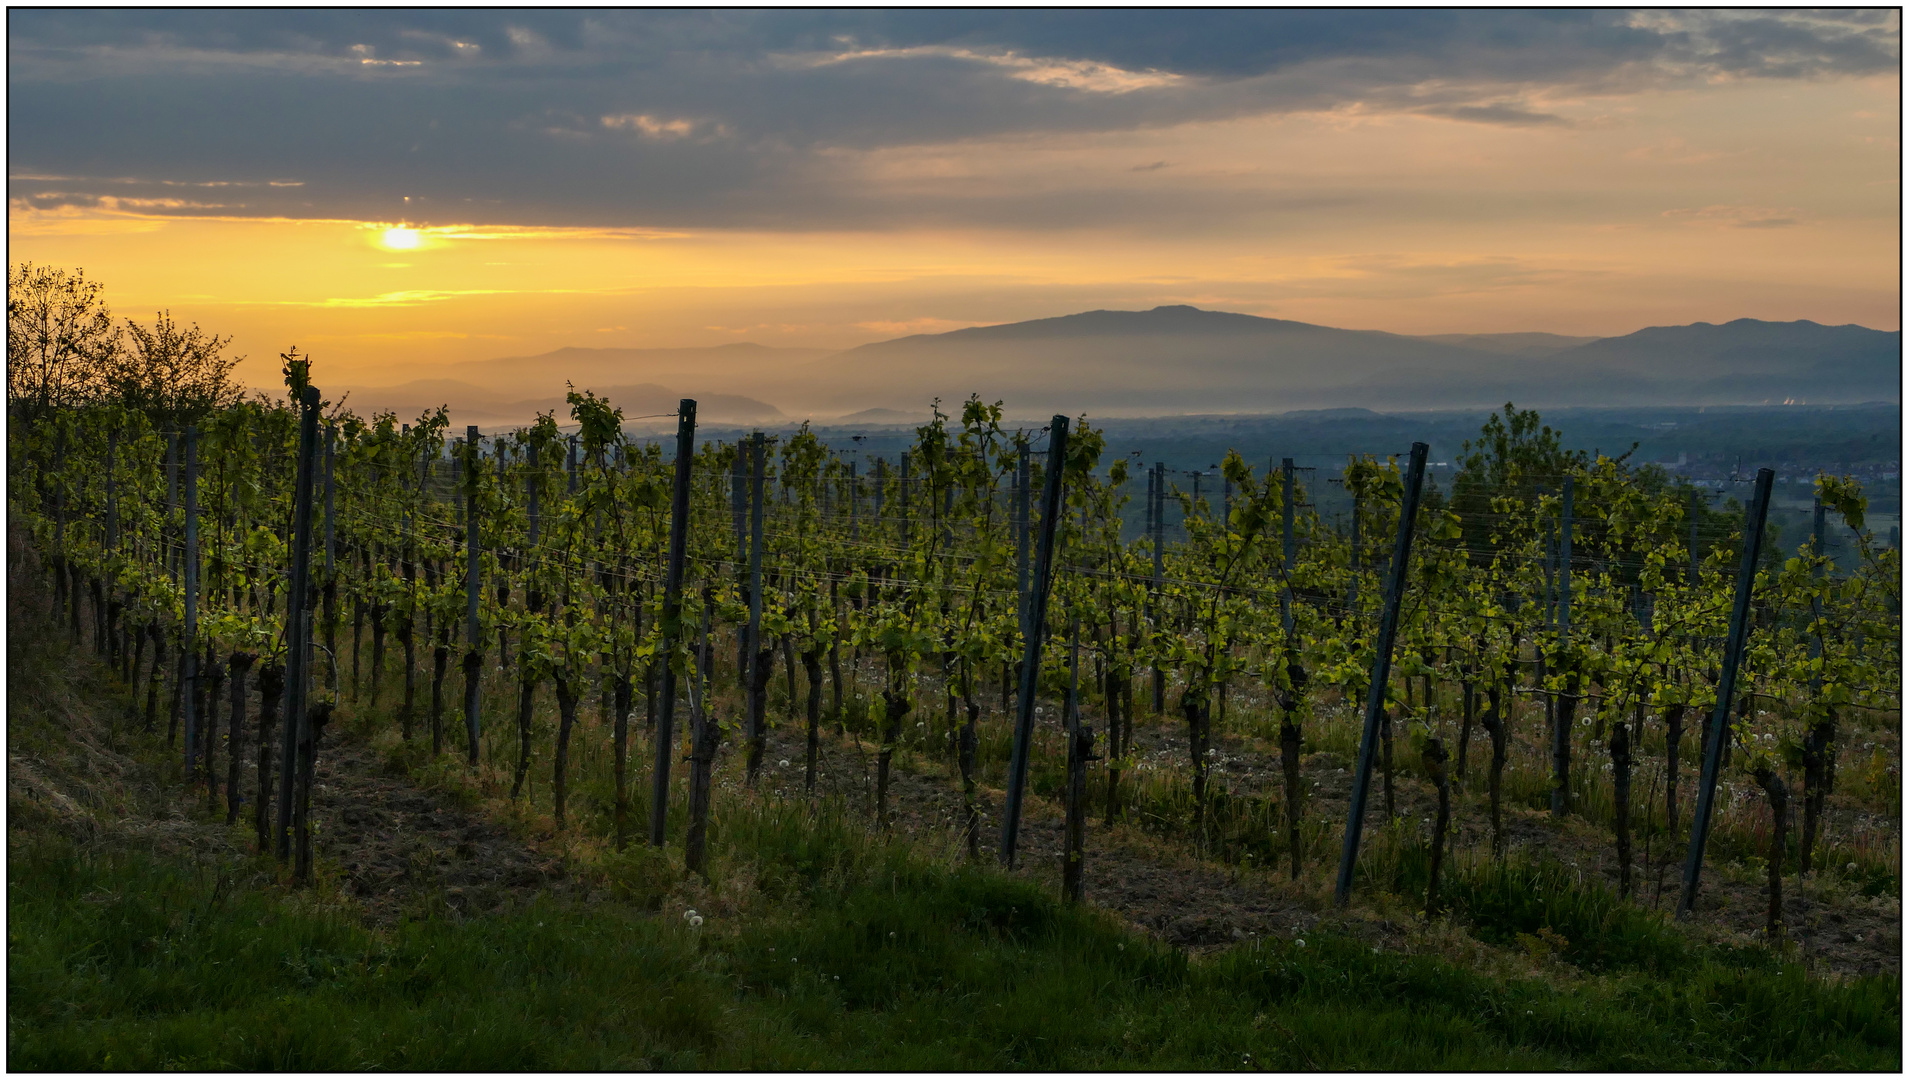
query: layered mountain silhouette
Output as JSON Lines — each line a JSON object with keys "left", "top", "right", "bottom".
{"left": 769, "top": 307, "right": 1898, "bottom": 416}
{"left": 342, "top": 306, "right": 1899, "bottom": 426}
{"left": 1541, "top": 320, "right": 1900, "bottom": 404}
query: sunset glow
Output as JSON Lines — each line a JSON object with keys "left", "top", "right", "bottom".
{"left": 7, "top": 11, "right": 1899, "bottom": 393}
{"left": 379, "top": 227, "right": 422, "bottom": 251}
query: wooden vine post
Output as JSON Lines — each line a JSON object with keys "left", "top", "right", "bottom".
{"left": 165, "top": 431, "right": 179, "bottom": 581}
{"left": 275, "top": 388, "right": 321, "bottom": 853}
{"left": 1279, "top": 457, "right": 1306, "bottom": 880}
{"left": 1143, "top": 455, "right": 1155, "bottom": 548}
{"left": 1552, "top": 474, "right": 1574, "bottom": 818}
{"left": 274, "top": 385, "right": 320, "bottom": 870}
{"left": 1009, "top": 441, "right": 1029, "bottom": 711}
{"left": 461, "top": 426, "right": 482, "bottom": 766}
{"left": 743, "top": 432, "right": 769, "bottom": 785}
{"left": 1151, "top": 461, "right": 1165, "bottom": 714}
{"left": 649, "top": 399, "right": 697, "bottom": 846}
{"left": 999, "top": 415, "right": 1069, "bottom": 869}
{"left": 1678, "top": 467, "right": 1775, "bottom": 918}
{"left": 1800, "top": 496, "right": 1833, "bottom": 875}
{"left": 1015, "top": 441, "right": 1031, "bottom": 643}
{"left": 527, "top": 441, "right": 541, "bottom": 547}
{"left": 732, "top": 442, "right": 748, "bottom": 558}
{"left": 1334, "top": 441, "right": 1429, "bottom": 907}
{"left": 322, "top": 423, "right": 337, "bottom": 694}
{"left": 1062, "top": 614, "right": 1092, "bottom": 902}
{"left": 1280, "top": 458, "right": 1296, "bottom": 638}
{"left": 733, "top": 443, "right": 750, "bottom": 682}
{"left": 1138, "top": 460, "right": 1154, "bottom": 716}
{"left": 181, "top": 426, "right": 200, "bottom": 776}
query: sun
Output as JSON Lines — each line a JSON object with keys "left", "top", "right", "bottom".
{"left": 380, "top": 227, "right": 422, "bottom": 251}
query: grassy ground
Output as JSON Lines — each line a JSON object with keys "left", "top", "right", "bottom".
{"left": 7, "top": 563, "right": 1900, "bottom": 1069}
{"left": 9, "top": 815, "right": 1901, "bottom": 1070}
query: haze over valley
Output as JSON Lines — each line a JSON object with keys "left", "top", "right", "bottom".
{"left": 334, "top": 306, "right": 1901, "bottom": 428}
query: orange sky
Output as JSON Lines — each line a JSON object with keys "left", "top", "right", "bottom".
{"left": 8, "top": 13, "right": 1899, "bottom": 391}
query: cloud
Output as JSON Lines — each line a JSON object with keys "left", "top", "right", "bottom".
{"left": 6, "top": 11, "right": 1897, "bottom": 230}
{"left": 349, "top": 43, "right": 420, "bottom": 67}
{"left": 231, "top": 288, "right": 524, "bottom": 308}
{"left": 1661, "top": 204, "right": 1802, "bottom": 229}
{"left": 1625, "top": 10, "right": 1901, "bottom": 80}
{"left": 11, "top": 192, "right": 231, "bottom": 212}
{"left": 802, "top": 43, "right": 1181, "bottom": 94}
{"left": 600, "top": 113, "right": 728, "bottom": 140}
{"left": 1416, "top": 102, "right": 1570, "bottom": 127}
{"left": 852, "top": 316, "right": 989, "bottom": 336}
{"left": 1271, "top": 255, "right": 1613, "bottom": 304}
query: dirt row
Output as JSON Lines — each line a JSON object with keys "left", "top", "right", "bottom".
{"left": 739, "top": 704, "right": 1900, "bottom": 976}
{"left": 85, "top": 659, "right": 1890, "bottom": 978}
{"left": 311, "top": 737, "right": 573, "bottom": 925}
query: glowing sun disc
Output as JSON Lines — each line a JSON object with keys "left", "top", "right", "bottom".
{"left": 381, "top": 227, "right": 422, "bottom": 250}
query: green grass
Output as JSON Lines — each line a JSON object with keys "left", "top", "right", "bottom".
{"left": 8, "top": 582, "right": 1899, "bottom": 1070}
{"left": 1702, "top": 816, "right": 1901, "bottom": 898}
{"left": 1377, "top": 844, "right": 1710, "bottom": 975}
{"left": 1114, "top": 759, "right": 1342, "bottom": 868}
{"left": 10, "top": 800, "right": 1899, "bottom": 1071}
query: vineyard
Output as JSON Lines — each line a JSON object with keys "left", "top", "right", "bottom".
{"left": 8, "top": 359, "right": 1903, "bottom": 1067}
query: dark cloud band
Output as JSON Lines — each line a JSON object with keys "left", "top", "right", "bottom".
{"left": 8, "top": 10, "right": 1897, "bottom": 229}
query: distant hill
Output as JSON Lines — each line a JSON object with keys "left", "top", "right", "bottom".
{"left": 766, "top": 308, "right": 1900, "bottom": 416}
{"left": 1543, "top": 319, "right": 1900, "bottom": 404}
{"left": 412, "top": 309, "right": 1899, "bottom": 423}
{"left": 772, "top": 306, "right": 1506, "bottom": 415}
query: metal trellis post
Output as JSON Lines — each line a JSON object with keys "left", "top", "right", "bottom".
{"left": 649, "top": 399, "right": 698, "bottom": 845}
{"left": 1334, "top": 442, "right": 1430, "bottom": 907}
{"left": 1000, "top": 416, "right": 1070, "bottom": 869}
{"left": 1679, "top": 468, "right": 1775, "bottom": 918}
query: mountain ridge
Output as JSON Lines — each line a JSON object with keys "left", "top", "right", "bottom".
{"left": 373, "top": 306, "right": 1899, "bottom": 423}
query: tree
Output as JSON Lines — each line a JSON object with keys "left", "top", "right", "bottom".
{"left": 7, "top": 262, "right": 118, "bottom": 419}
{"left": 107, "top": 311, "right": 244, "bottom": 428}
{"left": 1451, "top": 402, "right": 1585, "bottom": 567}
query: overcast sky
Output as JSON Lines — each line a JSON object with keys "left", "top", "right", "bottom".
{"left": 8, "top": 9, "right": 1900, "bottom": 387}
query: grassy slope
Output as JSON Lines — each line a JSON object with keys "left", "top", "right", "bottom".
{"left": 7, "top": 582, "right": 1899, "bottom": 1070}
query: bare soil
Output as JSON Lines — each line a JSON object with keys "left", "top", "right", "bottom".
{"left": 312, "top": 735, "right": 575, "bottom": 925}
{"left": 750, "top": 697, "right": 1900, "bottom": 977}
